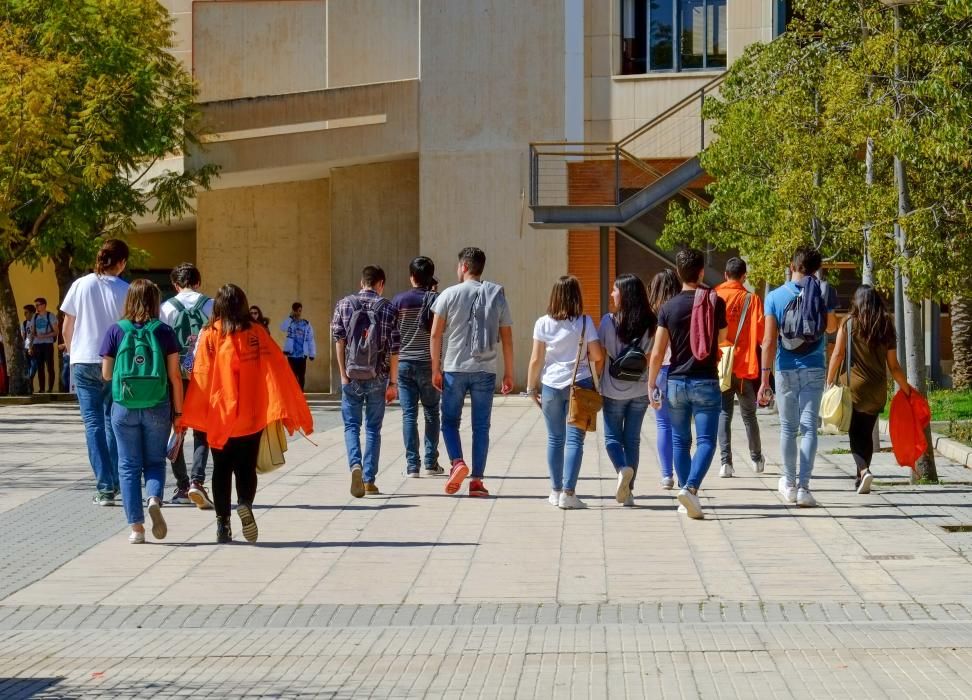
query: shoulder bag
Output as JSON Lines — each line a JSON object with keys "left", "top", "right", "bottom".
{"left": 821, "top": 318, "right": 853, "bottom": 433}
{"left": 567, "top": 317, "right": 603, "bottom": 432}
{"left": 718, "top": 294, "right": 751, "bottom": 392}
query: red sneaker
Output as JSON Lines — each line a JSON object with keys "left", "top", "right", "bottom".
{"left": 445, "top": 460, "right": 469, "bottom": 495}
{"left": 468, "top": 479, "right": 489, "bottom": 498}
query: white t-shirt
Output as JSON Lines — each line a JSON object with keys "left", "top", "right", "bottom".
{"left": 533, "top": 314, "right": 596, "bottom": 389}
{"left": 160, "top": 289, "right": 214, "bottom": 328}
{"left": 60, "top": 273, "right": 129, "bottom": 365}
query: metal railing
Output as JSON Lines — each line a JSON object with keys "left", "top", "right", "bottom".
{"left": 528, "top": 71, "right": 727, "bottom": 211}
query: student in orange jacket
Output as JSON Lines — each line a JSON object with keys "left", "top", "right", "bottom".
{"left": 182, "top": 284, "right": 313, "bottom": 544}
{"left": 715, "top": 258, "right": 766, "bottom": 478}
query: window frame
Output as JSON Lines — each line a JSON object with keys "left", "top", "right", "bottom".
{"left": 619, "top": 0, "right": 728, "bottom": 76}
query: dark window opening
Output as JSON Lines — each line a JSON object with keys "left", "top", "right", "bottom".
{"left": 620, "top": 0, "right": 728, "bottom": 75}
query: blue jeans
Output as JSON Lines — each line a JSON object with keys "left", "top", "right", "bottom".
{"left": 398, "top": 361, "right": 440, "bottom": 472}
{"left": 602, "top": 394, "right": 650, "bottom": 489}
{"left": 73, "top": 363, "right": 119, "bottom": 494}
{"left": 441, "top": 372, "right": 495, "bottom": 478}
{"left": 776, "top": 367, "right": 825, "bottom": 489}
{"left": 341, "top": 379, "right": 387, "bottom": 483}
{"left": 541, "top": 380, "right": 592, "bottom": 492}
{"left": 654, "top": 366, "right": 674, "bottom": 479}
{"left": 111, "top": 401, "right": 169, "bottom": 525}
{"left": 667, "top": 377, "right": 721, "bottom": 491}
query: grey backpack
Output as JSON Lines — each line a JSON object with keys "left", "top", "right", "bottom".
{"left": 345, "top": 295, "right": 387, "bottom": 380}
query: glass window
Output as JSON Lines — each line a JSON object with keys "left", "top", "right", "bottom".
{"left": 707, "top": 0, "right": 727, "bottom": 68}
{"left": 620, "top": 1, "right": 728, "bottom": 75}
{"left": 621, "top": 0, "right": 648, "bottom": 75}
{"left": 649, "top": 1, "right": 674, "bottom": 71}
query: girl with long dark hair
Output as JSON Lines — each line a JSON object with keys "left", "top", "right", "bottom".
{"left": 826, "top": 285, "right": 911, "bottom": 494}
{"left": 598, "top": 273, "right": 657, "bottom": 506}
{"left": 183, "top": 284, "right": 313, "bottom": 543}
{"left": 646, "top": 269, "right": 681, "bottom": 489}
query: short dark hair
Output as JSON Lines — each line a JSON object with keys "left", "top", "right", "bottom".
{"left": 792, "top": 246, "right": 822, "bottom": 276}
{"left": 725, "top": 257, "right": 747, "bottom": 280}
{"left": 675, "top": 247, "right": 705, "bottom": 284}
{"left": 34, "top": 297, "right": 47, "bottom": 306}
{"left": 409, "top": 257, "right": 436, "bottom": 289}
{"left": 170, "top": 262, "right": 201, "bottom": 290}
{"left": 458, "top": 247, "right": 486, "bottom": 276}
{"left": 291, "top": 302, "right": 302, "bottom": 312}
{"left": 546, "top": 275, "right": 584, "bottom": 321}
{"left": 361, "top": 265, "right": 386, "bottom": 288}
{"left": 23, "top": 304, "right": 35, "bottom": 314}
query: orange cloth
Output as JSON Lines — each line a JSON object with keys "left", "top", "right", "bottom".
{"left": 182, "top": 322, "right": 314, "bottom": 449}
{"left": 889, "top": 389, "right": 931, "bottom": 469}
{"left": 715, "top": 280, "right": 765, "bottom": 381}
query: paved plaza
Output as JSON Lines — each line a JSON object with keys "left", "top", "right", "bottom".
{"left": 2, "top": 399, "right": 972, "bottom": 698}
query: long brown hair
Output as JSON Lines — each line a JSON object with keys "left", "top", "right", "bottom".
{"left": 613, "top": 273, "right": 655, "bottom": 344}
{"left": 647, "top": 269, "right": 680, "bottom": 314}
{"left": 95, "top": 239, "right": 130, "bottom": 275}
{"left": 210, "top": 284, "right": 252, "bottom": 336}
{"left": 546, "top": 275, "right": 584, "bottom": 321}
{"left": 849, "top": 285, "right": 896, "bottom": 349}
{"left": 123, "top": 279, "right": 161, "bottom": 323}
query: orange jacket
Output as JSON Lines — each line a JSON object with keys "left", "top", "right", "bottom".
{"left": 182, "top": 322, "right": 314, "bottom": 449}
{"left": 715, "top": 280, "right": 765, "bottom": 381}
{"left": 889, "top": 389, "right": 931, "bottom": 469}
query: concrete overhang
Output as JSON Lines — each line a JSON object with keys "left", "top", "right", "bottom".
{"left": 187, "top": 79, "right": 419, "bottom": 189}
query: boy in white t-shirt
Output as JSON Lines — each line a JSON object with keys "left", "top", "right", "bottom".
{"left": 61, "top": 239, "right": 130, "bottom": 506}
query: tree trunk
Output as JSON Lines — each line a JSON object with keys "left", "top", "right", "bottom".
{"left": 53, "top": 246, "right": 82, "bottom": 304}
{"left": 951, "top": 294, "right": 972, "bottom": 390}
{"left": 0, "top": 264, "right": 29, "bottom": 396}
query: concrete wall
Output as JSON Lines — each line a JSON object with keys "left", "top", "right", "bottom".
{"left": 327, "top": 0, "right": 420, "bottom": 88}
{"left": 196, "top": 180, "right": 332, "bottom": 391}
{"left": 419, "top": 0, "right": 572, "bottom": 387}
{"left": 160, "top": 0, "right": 192, "bottom": 71}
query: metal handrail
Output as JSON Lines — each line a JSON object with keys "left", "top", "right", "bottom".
{"left": 618, "top": 71, "right": 728, "bottom": 150}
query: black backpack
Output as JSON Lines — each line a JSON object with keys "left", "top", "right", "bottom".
{"left": 608, "top": 318, "right": 651, "bottom": 382}
{"left": 419, "top": 290, "right": 438, "bottom": 332}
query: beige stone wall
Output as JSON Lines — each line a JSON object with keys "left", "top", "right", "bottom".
{"left": 159, "top": 0, "right": 192, "bottom": 72}
{"left": 420, "top": 0, "right": 571, "bottom": 387}
{"left": 327, "top": 0, "right": 420, "bottom": 88}
{"left": 196, "top": 180, "right": 332, "bottom": 391}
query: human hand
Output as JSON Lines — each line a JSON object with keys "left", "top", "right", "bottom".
{"left": 648, "top": 384, "right": 661, "bottom": 410}
{"left": 758, "top": 383, "right": 774, "bottom": 407}
{"left": 501, "top": 374, "right": 514, "bottom": 395}
{"left": 385, "top": 384, "right": 398, "bottom": 404}
{"left": 529, "top": 391, "right": 541, "bottom": 408}
{"left": 432, "top": 371, "right": 443, "bottom": 392}
{"left": 341, "top": 374, "right": 350, "bottom": 386}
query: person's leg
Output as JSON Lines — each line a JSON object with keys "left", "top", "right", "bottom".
{"left": 341, "top": 381, "right": 365, "bottom": 468}
{"left": 101, "top": 377, "right": 119, "bottom": 493}
{"left": 796, "top": 368, "right": 825, "bottom": 490}
{"left": 141, "top": 403, "right": 170, "bottom": 504}
{"left": 417, "top": 364, "right": 441, "bottom": 470}
{"left": 738, "top": 378, "right": 763, "bottom": 463}
{"left": 440, "top": 372, "right": 467, "bottom": 464}
{"left": 621, "top": 396, "right": 650, "bottom": 490}
{"left": 468, "top": 372, "right": 496, "bottom": 479}
{"left": 209, "top": 443, "right": 233, "bottom": 519}
{"left": 43, "top": 345, "right": 55, "bottom": 392}
{"left": 190, "top": 430, "right": 210, "bottom": 483}
{"left": 563, "top": 417, "right": 587, "bottom": 494}
{"left": 362, "top": 380, "right": 388, "bottom": 484}
{"left": 666, "top": 378, "right": 693, "bottom": 490}
{"left": 111, "top": 403, "right": 145, "bottom": 525}
{"left": 73, "top": 364, "right": 116, "bottom": 497}
{"left": 169, "top": 391, "right": 190, "bottom": 491}
{"left": 686, "top": 380, "right": 722, "bottom": 490}
{"left": 718, "top": 385, "right": 736, "bottom": 466}
{"left": 776, "top": 370, "right": 800, "bottom": 488}
{"left": 231, "top": 431, "right": 262, "bottom": 506}
{"left": 36, "top": 345, "right": 52, "bottom": 392}
{"left": 848, "top": 409, "right": 871, "bottom": 485}
{"left": 60, "top": 351, "right": 70, "bottom": 392}
{"left": 655, "top": 366, "right": 674, "bottom": 480}
{"left": 398, "top": 362, "right": 422, "bottom": 473}
{"left": 541, "top": 384, "right": 568, "bottom": 492}
{"left": 601, "top": 397, "right": 628, "bottom": 473}
{"left": 35, "top": 347, "right": 46, "bottom": 393}
{"left": 287, "top": 356, "right": 302, "bottom": 388}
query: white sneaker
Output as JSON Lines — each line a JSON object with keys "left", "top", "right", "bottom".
{"left": 559, "top": 492, "right": 587, "bottom": 510}
{"left": 752, "top": 456, "right": 765, "bottom": 474}
{"left": 548, "top": 490, "right": 562, "bottom": 506}
{"left": 128, "top": 530, "right": 145, "bottom": 544}
{"left": 677, "top": 504, "right": 687, "bottom": 514}
{"left": 676, "top": 489, "right": 704, "bottom": 519}
{"left": 796, "top": 488, "right": 818, "bottom": 508}
{"left": 719, "top": 463, "right": 734, "bottom": 478}
{"left": 622, "top": 493, "right": 634, "bottom": 507}
{"left": 857, "top": 471, "right": 873, "bottom": 495}
{"left": 661, "top": 476, "right": 675, "bottom": 490}
{"left": 616, "top": 467, "right": 634, "bottom": 504}
{"left": 778, "top": 476, "right": 797, "bottom": 503}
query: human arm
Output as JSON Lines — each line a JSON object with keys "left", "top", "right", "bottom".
{"left": 101, "top": 357, "right": 114, "bottom": 382}
{"left": 646, "top": 326, "right": 670, "bottom": 409}
{"left": 62, "top": 314, "right": 75, "bottom": 354}
{"left": 335, "top": 340, "right": 349, "bottom": 384}
{"left": 759, "top": 314, "right": 778, "bottom": 404}
{"left": 886, "top": 348, "right": 913, "bottom": 397}
{"left": 430, "top": 313, "right": 446, "bottom": 392}
{"left": 826, "top": 323, "right": 847, "bottom": 388}
{"left": 826, "top": 311, "right": 839, "bottom": 335}
{"left": 499, "top": 325, "right": 514, "bottom": 394}
{"left": 587, "top": 340, "right": 605, "bottom": 379}
{"left": 385, "top": 353, "right": 399, "bottom": 403}
{"left": 526, "top": 339, "right": 545, "bottom": 407}
{"left": 167, "top": 352, "right": 184, "bottom": 428}
{"left": 306, "top": 323, "right": 316, "bottom": 360}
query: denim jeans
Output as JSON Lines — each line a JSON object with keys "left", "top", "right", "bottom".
{"left": 667, "top": 377, "right": 721, "bottom": 491}
{"left": 73, "top": 363, "right": 119, "bottom": 494}
{"left": 398, "top": 361, "right": 440, "bottom": 472}
{"left": 718, "top": 376, "right": 762, "bottom": 466}
{"left": 602, "top": 394, "right": 650, "bottom": 489}
{"left": 654, "top": 365, "right": 673, "bottom": 479}
{"left": 776, "top": 367, "right": 825, "bottom": 489}
{"left": 170, "top": 379, "right": 209, "bottom": 488}
{"left": 341, "top": 378, "right": 388, "bottom": 483}
{"left": 111, "top": 401, "right": 169, "bottom": 525}
{"left": 59, "top": 352, "right": 70, "bottom": 392}
{"left": 541, "top": 379, "right": 593, "bottom": 492}
{"left": 441, "top": 372, "right": 495, "bottom": 478}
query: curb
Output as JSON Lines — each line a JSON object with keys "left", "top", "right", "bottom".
{"left": 879, "top": 418, "right": 972, "bottom": 468}
{"left": 0, "top": 393, "right": 77, "bottom": 406}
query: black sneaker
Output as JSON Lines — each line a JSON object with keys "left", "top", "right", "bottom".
{"left": 424, "top": 463, "right": 445, "bottom": 476}
{"left": 406, "top": 469, "right": 420, "bottom": 478}
{"left": 93, "top": 492, "right": 114, "bottom": 507}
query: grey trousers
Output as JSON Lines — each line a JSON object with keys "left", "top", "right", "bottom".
{"left": 718, "top": 376, "right": 763, "bottom": 466}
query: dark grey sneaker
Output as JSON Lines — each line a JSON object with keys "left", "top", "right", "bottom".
{"left": 424, "top": 464, "right": 445, "bottom": 476}
{"left": 93, "top": 492, "right": 114, "bottom": 507}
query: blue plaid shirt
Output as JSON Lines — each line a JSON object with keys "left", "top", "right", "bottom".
{"left": 331, "top": 290, "right": 401, "bottom": 380}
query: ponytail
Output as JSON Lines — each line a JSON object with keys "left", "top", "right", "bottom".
{"left": 95, "top": 239, "right": 130, "bottom": 276}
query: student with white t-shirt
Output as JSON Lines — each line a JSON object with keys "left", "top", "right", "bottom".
{"left": 526, "top": 276, "right": 604, "bottom": 510}
{"left": 61, "top": 239, "right": 130, "bottom": 506}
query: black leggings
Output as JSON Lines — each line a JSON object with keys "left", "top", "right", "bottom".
{"left": 848, "top": 410, "right": 879, "bottom": 479}
{"left": 210, "top": 431, "right": 262, "bottom": 518}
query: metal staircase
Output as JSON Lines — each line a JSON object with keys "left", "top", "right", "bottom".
{"left": 528, "top": 72, "right": 727, "bottom": 279}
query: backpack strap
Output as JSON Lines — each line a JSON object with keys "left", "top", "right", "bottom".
{"left": 731, "top": 294, "right": 751, "bottom": 350}
{"left": 845, "top": 318, "right": 853, "bottom": 384}
{"left": 117, "top": 319, "right": 134, "bottom": 334}
{"left": 169, "top": 298, "right": 186, "bottom": 313}
{"left": 190, "top": 296, "right": 209, "bottom": 313}
{"left": 570, "top": 317, "right": 601, "bottom": 392}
